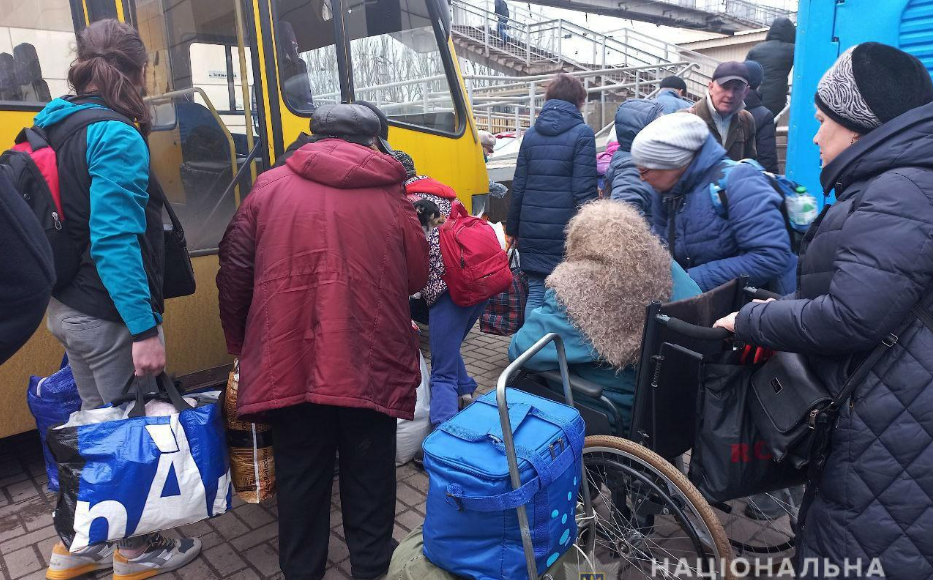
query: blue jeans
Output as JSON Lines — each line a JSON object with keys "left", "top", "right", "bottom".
{"left": 497, "top": 20, "right": 509, "bottom": 42}
{"left": 525, "top": 274, "right": 547, "bottom": 313}
{"left": 428, "top": 293, "right": 487, "bottom": 426}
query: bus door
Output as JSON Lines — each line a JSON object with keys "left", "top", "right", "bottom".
{"left": 125, "top": 0, "right": 269, "bottom": 376}
{"left": 256, "top": 0, "right": 487, "bottom": 205}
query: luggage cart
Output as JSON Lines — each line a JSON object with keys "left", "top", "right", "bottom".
{"left": 496, "top": 332, "right": 596, "bottom": 579}
{"left": 389, "top": 333, "right": 596, "bottom": 580}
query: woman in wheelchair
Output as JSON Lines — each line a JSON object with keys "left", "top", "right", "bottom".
{"left": 508, "top": 200, "right": 700, "bottom": 434}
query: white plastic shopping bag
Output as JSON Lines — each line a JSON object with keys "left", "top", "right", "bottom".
{"left": 490, "top": 221, "right": 506, "bottom": 250}
{"left": 396, "top": 351, "right": 432, "bottom": 465}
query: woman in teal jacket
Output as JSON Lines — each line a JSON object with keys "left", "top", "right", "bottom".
{"left": 40, "top": 19, "right": 202, "bottom": 580}
{"left": 509, "top": 200, "right": 701, "bottom": 434}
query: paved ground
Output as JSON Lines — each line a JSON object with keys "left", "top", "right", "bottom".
{"left": 0, "top": 326, "right": 512, "bottom": 580}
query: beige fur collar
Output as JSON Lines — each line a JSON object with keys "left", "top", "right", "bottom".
{"left": 546, "top": 201, "right": 673, "bottom": 368}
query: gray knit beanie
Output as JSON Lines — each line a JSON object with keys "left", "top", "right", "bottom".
{"left": 630, "top": 113, "right": 709, "bottom": 170}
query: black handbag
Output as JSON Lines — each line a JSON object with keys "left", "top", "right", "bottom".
{"left": 157, "top": 180, "right": 197, "bottom": 299}
{"left": 749, "top": 298, "right": 933, "bottom": 472}
{"left": 748, "top": 352, "right": 832, "bottom": 469}
{"left": 688, "top": 351, "right": 806, "bottom": 503}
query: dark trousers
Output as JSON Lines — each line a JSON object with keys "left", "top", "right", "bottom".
{"left": 271, "top": 403, "right": 397, "bottom": 580}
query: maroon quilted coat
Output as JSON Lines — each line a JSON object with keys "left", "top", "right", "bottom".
{"left": 217, "top": 139, "right": 430, "bottom": 420}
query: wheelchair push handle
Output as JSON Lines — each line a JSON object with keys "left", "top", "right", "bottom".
{"left": 656, "top": 314, "right": 733, "bottom": 341}
{"left": 745, "top": 286, "right": 783, "bottom": 301}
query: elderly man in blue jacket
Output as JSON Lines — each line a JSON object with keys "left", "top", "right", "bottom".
{"left": 605, "top": 98, "right": 664, "bottom": 219}
{"left": 654, "top": 76, "right": 693, "bottom": 114}
{"left": 631, "top": 113, "right": 793, "bottom": 292}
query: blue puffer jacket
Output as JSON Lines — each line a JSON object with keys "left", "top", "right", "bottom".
{"left": 736, "top": 102, "right": 933, "bottom": 580}
{"left": 654, "top": 88, "right": 692, "bottom": 114}
{"left": 606, "top": 99, "right": 663, "bottom": 219}
{"left": 507, "top": 100, "right": 598, "bottom": 275}
{"left": 651, "top": 136, "right": 793, "bottom": 291}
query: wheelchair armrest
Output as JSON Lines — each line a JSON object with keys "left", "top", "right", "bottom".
{"left": 538, "top": 369, "right": 604, "bottom": 399}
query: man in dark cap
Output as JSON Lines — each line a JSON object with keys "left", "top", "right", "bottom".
{"left": 218, "top": 103, "right": 429, "bottom": 580}
{"left": 654, "top": 75, "right": 692, "bottom": 114}
{"left": 684, "top": 61, "right": 757, "bottom": 162}
{"left": 275, "top": 100, "right": 393, "bottom": 167}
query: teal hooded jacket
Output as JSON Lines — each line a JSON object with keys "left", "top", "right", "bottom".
{"left": 509, "top": 263, "right": 700, "bottom": 434}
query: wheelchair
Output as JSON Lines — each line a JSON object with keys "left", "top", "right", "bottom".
{"left": 512, "top": 278, "right": 801, "bottom": 577}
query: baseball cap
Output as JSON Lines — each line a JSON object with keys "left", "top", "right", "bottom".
{"left": 712, "top": 61, "right": 750, "bottom": 86}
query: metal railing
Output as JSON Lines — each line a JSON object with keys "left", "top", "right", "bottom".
{"left": 467, "top": 63, "right": 698, "bottom": 135}
{"left": 450, "top": 0, "right": 720, "bottom": 98}
{"left": 301, "top": 61, "right": 697, "bottom": 137}
{"left": 721, "top": 0, "right": 797, "bottom": 27}
{"left": 520, "top": 0, "right": 795, "bottom": 28}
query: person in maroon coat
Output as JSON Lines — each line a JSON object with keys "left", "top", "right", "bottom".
{"left": 217, "top": 103, "right": 429, "bottom": 580}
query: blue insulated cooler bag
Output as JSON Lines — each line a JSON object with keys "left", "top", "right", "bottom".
{"left": 422, "top": 389, "right": 585, "bottom": 580}
{"left": 27, "top": 354, "right": 82, "bottom": 492}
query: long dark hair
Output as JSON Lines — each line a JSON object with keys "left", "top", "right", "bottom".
{"left": 68, "top": 19, "right": 151, "bottom": 134}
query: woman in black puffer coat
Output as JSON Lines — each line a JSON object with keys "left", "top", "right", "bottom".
{"left": 507, "top": 73, "right": 598, "bottom": 312}
{"left": 716, "top": 43, "right": 933, "bottom": 579}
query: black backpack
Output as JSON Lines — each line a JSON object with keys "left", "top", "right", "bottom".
{"left": 0, "top": 109, "right": 131, "bottom": 289}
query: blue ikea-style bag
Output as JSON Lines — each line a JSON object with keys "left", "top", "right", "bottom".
{"left": 48, "top": 374, "right": 232, "bottom": 551}
{"left": 422, "top": 388, "right": 584, "bottom": 580}
{"left": 27, "top": 354, "right": 82, "bottom": 492}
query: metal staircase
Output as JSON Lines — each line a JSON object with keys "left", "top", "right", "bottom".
{"left": 452, "top": 0, "right": 722, "bottom": 134}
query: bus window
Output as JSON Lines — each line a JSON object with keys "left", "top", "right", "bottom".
{"left": 133, "top": 0, "right": 262, "bottom": 252}
{"left": 0, "top": 0, "right": 76, "bottom": 105}
{"left": 346, "top": 0, "right": 460, "bottom": 134}
{"left": 189, "top": 42, "right": 254, "bottom": 137}
{"left": 273, "top": 0, "right": 341, "bottom": 111}
{"left": 85, "top": 0, "right": 118, "bottom": 24}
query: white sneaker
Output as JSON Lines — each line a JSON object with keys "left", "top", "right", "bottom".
{"left": 458, "top": 393, "right": 474, "bottom": 410}
{"left": 112, "top": 533, "right": 202, "bottom": 580}
{"left": 46, "top": 542, "right": 114, "bottom": 580}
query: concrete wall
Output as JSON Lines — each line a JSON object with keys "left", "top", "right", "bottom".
{"left": 680, "top": 30, "right": 768, "bottom": 64}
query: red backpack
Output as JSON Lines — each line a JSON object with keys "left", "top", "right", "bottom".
{"left": 439, "top": 202, "right": 512, "bottom": 307}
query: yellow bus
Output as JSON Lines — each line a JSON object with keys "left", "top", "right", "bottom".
{"left": 0, "top": 0, "right": 487, "bottom": 438}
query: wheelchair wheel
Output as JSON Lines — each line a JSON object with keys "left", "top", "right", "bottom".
{"left": 581, "top": 436, "right": 733, "bottom": 578}
{"left": 710, "top": 487, "right": 801, "bottom": 559}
